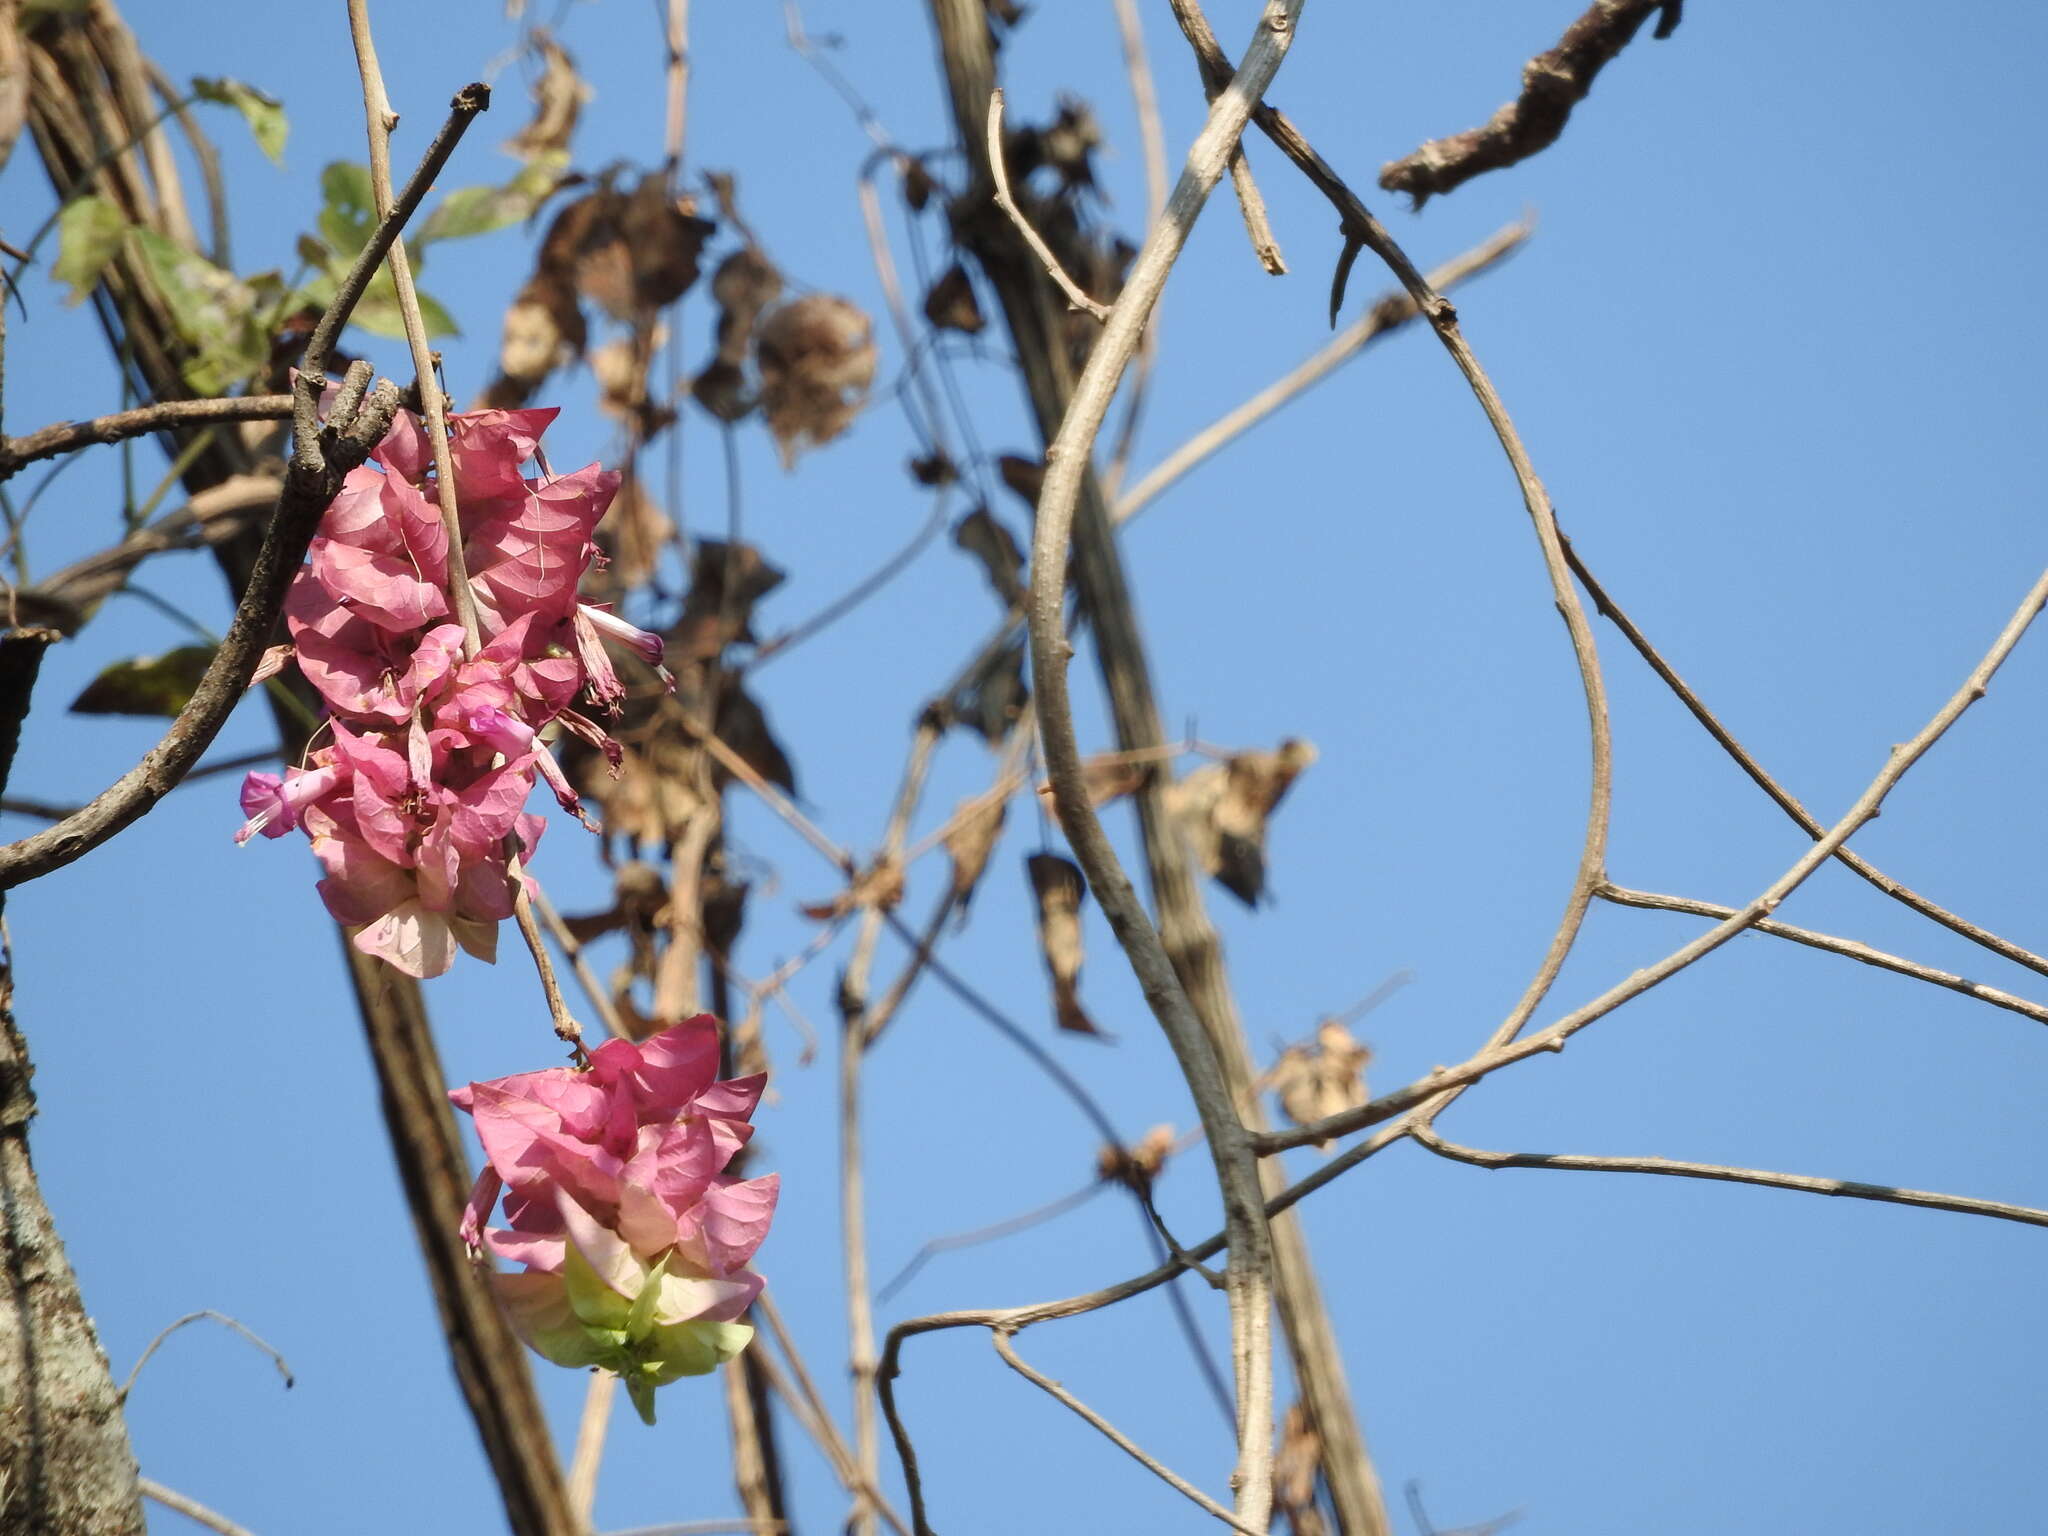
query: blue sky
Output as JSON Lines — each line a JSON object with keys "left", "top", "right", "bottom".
{"left": 3, "top": 2, "right": 2044, "bottom": 1533}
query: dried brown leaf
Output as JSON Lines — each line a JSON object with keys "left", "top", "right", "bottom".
{"left": 669, "top": 539, "right": 785, "bottom": 662}
{"left": 997, "top": 452, "right": 1044, "bottom": 508}
{"left": 1097, "top": 1123, "right": 1176, "bottom": 1191}
{"left": 595, "top": 476, "right": 675, "bottom": 593}
{"left": 1273, "top": 1402, "right": 1327, "bottom": 1536}
{"left": 712, "top": 680, "right": 797, "bottom": 798}
{"left": 505, "top": 31, "right": 589, "bottom": 160}
{"left": 1026, "top": 852, "right": 1098, "bottom": 1037}
{"left": 1164, "top": 737, "right": 1317, "bottom": 907}
{"left": 922, "top": 260, "right": 985, "bottom": 334}
{"left": 909, "top": 451, "right": 958, "bottom": 487}
{"left": 952, "top": 506, "right": 1025, "bottom": 608}
{"left": 756, "top": 294, "right": 877, "bottom": 467}
{"left": 942, "top": 792, "right": 1007, "bottom": 912}
{"left": 490, "top": 270, "right": 585, "bottom": 403}
{"left": 1269, "top": 1019, "right": 1371, "bottom": 1149}
{"left": 951, "top": 636, "right": 1027, "bottom": 743}
{"left": 709, "top": 247, "right": 783, "bottom": 364}
{"left": 799, "top": 857, "right": 905, "bottom": 923}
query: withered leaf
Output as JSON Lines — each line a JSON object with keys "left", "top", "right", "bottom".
{"left": 942, "top": 792, "right": 1007, "bottom": 914}
{"left": 910, "top": 451, "right": 958, "bottom": 487}
{"left": 952, "top": 506, "right": 1025, "bottom": 609}
{"left": 590, "top": 330, "right": 666, "bottom": 432}
{"left": 623, "top": 173, "right": 715, "bottom": 313}
{"left": 1097, "top": 1124, "right": 1176, "bottom": 1191}
{"left": 1164, "top": 738, "right": 1316, "bottom": 907}
{"left": 488, "top": 270, "right": 585, "bottom": 405}
{"left": 1026, "top": 852, "right": 1099, "bottom": 1037}
{"left": 505, "top": 31, "right": 588, "bottom": 161}
{"left": 951, "top": 636, "right": 1027, "bottom": 743}
{"left": 1038, "top": 752, "right": 1149, "bottom": 809}
{"left": 713, "top": 680, "right": 797, "bottom": 798}
{"left": 899, "top": 157, "right": 937, "bottom": 212}
{"left": 922, "top": 261, "right": 985, "bottom": 334}
{"left": 799, "top": 857, "right": 905, "bottom": 923}
{"left": 573, "top": 174, "right": 713, "bottom": 321}
{"left": 1269, "top": 1019, "right": 1371, "bottom": 1149}
{"left": 595, "top": 476, "right": 675, "bottom": 594}
{"left": 690, "top": 358, "right": 754, "bottom": 423}
{"left": 709, "top": 248, "right": 784, "bottom": 364}
{"left": 669, "top": 539, "right": 785, "bottom": 662}
{"left": 71, "top": 645, "right": 215, "bottom": 717}
{"left": 755, "top": 294, "right": 877, "bottom": 467}
{"left": 1272, "top": 1402, "right": 1327, "bottom": 1536}
{"left": 996, "top": 453, "right": 1044, "bottom": 508}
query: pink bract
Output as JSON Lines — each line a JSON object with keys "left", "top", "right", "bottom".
{"left": 239, "top": 405, "right": 656, "bottom": 980}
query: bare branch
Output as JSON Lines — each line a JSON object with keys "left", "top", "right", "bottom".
{"left": 1024, "top": 6, "right": 1308, "bottom": 1524}
{"left": 139, "top": 1478, "right": 257, "bottom": 1536}
{"left": 0, "top": 394, "right": 291, "bottom": 482}
{"left": 990, "top": 1330, "right": 1263, "bottom": 1536}
{"left": 1115, "top": 219, "right": 1531, "bottom": 526}
{"left": 1410, "top": 1122, "right": 2048, "bottom": 1230}
{"left": 1560, "top": 531, "right": 2048, "bottom": 981}
{"left": 566, "top": 1372, "right": 614, "bottom": 1524}
{"left": 1379, "top": 0, "right": 1682, "bottom": 208}
{"left": 119, "top": 1310, "right": 292, "bottom": 1401}
{"left": 985, "top": 89, "right": 1111, "bottom": 322}
{"left": 1162, "top": 0, "right": 1286, "bottom": 275}
{"left": 1597, "top": 883, "right": 2048, "bottom": 1027}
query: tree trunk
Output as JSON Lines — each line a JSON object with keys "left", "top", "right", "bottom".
{"left": 0, "top": 631, "right": 145, "bottom": 1536}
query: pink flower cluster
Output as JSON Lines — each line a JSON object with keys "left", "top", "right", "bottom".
{"left": 451, "top": 1017, "right": 778, "bottom": 1423}
{"left": 237, "top": 407, "right": 668, "bottom": 977}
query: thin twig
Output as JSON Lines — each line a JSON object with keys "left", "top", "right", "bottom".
{"left": 1597, "top": 883, "right": 2048, "bottom": 1027}
{"left": 1171, "top": 0, "right": 1618, "bottom": 1106}
{"left": 1409, "top": 1121, "right": 2048, "bottom": 1229}
{"left": 567, "top": 1370, "right": 616, "bottom": 1525}
{"left": 0, "top": 394, "right": 292, "bottom": 481}
{"left": 1103, "top": 0, "right": 1169, "bottom": 495}
{"left": 985, "top": 89, "right": 1111, "bottom": 322}
{"left": 990, "top": 1329, "right": 1263, "bottom": 1536}
{"left": 528, "top": 881, "right": 628, "bottom": 1040}
{"left": 346, "top": 0, "right": 481, "bottom": 654}
{"left": 752, "top": 1297, "right": 914, "bottom": 1536}
{"left": 1560, "top": 531, "right": 2048, "bottom": 981}
{"left": 878, "top": 1181, "right": 1104, "bottom": 1302}
{"left": 119, "top": 1309, "right": 293, "bottom": 1401}
{"left": 1260, "top": 559, "right": 2048, "bottom": 1154}
{"left": 1378, "top": 0, "right": 1681, "bottom": 209}
{"left": 1114, "top": 220, "right": 1531, "bottom": 525}
{"left": 1164, "top": 0, "right": 1285, "bottom": 276}
{"left": 834, "top": 720, "right": 939, "bottom": 1536}
{"left": 139, "top": 1478, "right": 257, "bottom": 1536}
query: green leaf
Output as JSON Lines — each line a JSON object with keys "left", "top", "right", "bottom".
{"left": 70, "top": 645, "right": 216, "bottom": 717}
{"left": 51, "top": 196, "right": 129, "bottom": 306}
{"left": 127, "top": 228, "right": 267, "bottom": 394}
{"left": 191, "top": 76, "right": 288, "bottom": 166}
{"left": 300, "top": 267, "right": 460, "bottom": 342}
{"left": 317, "top": 161, "right": 376, "bottom": 259}
{"left": 416, "top": 153, "right": 566, "bottom": 246}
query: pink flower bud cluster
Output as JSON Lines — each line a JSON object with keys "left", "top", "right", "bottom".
{"left": 237, "top": 407, "right": 668, "bottom": 978}
{"left": 451, "top": 1016, "right": 778, "bottom": 1423}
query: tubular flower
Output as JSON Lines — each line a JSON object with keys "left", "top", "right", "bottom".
{"left": 237, "top": 407, "right": 656, "bottom": 977}
{"left": 450, "top": 1016, "right": 778, "bottom": 1424}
